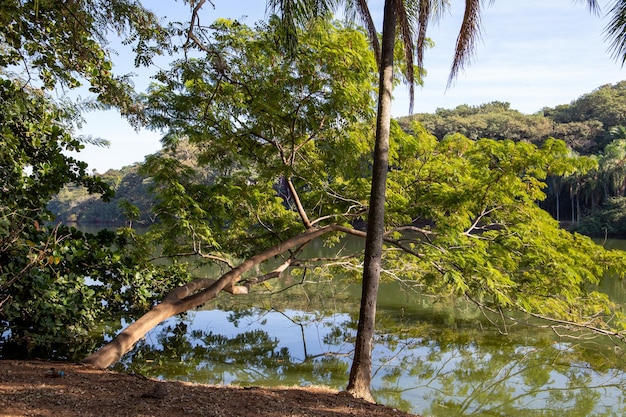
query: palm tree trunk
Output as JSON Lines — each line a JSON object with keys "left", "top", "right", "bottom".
{"left": 346, "top": 0, "right": 396, "bottom": 402}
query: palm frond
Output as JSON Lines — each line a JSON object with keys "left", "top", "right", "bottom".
{"left": 605, "top": 0, "right": 626, "bottom": 65}
{"left": 267, "top": 0, "right": 341, "bottom": 54}
{"left": 266, "top": 0, "right": 304, "bottom": 54}
{"left": 416, "top": 0, "right": 430, "bottom": 71}
{"left": 579, "top": 0, "right": 601, "bottom": 15}
{"left": 394, "top": 0, "right": 416, "bottom": 113}
{"left": 345, "top": 0, "right": 381, "bottom": 65}
{"left": 447, "top": 0, "right": 488, "bottom": 87}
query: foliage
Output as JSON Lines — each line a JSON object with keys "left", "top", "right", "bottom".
{"left": 396, "top": 84, "right": 626, "bottom": 234}
{"left": 574, "top": 197, "right": 626, "bottom": 237}
{"left": 556, "top": 137, "right": 626, "bottom": 234}
{"left": 142, "top": 16, "right": 377, "bottom": 258}
{"left": 381, "top": 123, "right": 626, "bottom": 332}
{"left": 0, "top": 0, "right": 181, "bottom": 356}
{"left": 0, "top": 0, "right": 171, "bottom": 119}
{"left": 0, "top": 77, "right": 182, "bottom": 357}
{"left": 399, "top": 82, "right": 626, "bottom": 157}
{"left": 398, "top": 100, "right": 606, "bottom": 155}
{"left": 0, "top": 78, "right": 112, "bottom": 212}
{"left": 0, "top": 224, "right": 166, "bottom": 358}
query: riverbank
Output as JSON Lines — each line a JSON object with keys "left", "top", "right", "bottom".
{"left": 0, "top": 360, "right": 420, "bottom": 416}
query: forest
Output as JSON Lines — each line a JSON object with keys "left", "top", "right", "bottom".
{"left": 50, "top": 80, "right": 626, "bottom": 238}
{"left": 3, "top": 0, "right": 626, "bottom": 408}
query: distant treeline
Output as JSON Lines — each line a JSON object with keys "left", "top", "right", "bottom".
{"left": 48, "top": 165, "right": 155, "bottom": 226}
{"left": 50, "top": 81, "right": 626, "bottom": 237}
{"left": 399, "top": 81, "right": 626, "bottom": 237}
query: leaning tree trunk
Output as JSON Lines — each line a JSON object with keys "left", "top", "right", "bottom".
{"left": 82, "top": 224, "right": 344, "bottom": 369}
{"left": 346, "top": 0, "right": 396, "bottom": 403}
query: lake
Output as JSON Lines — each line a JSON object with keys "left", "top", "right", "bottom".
{"left": 107, "top": 237, "right": 626, "bottom": 416}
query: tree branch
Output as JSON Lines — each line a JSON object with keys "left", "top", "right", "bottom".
{"left": 286, "top": 176, "right": 313, "bottom": 229}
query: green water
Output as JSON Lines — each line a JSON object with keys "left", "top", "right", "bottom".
{"left": 108, "top": 238, "right": 626, "bottom": 416}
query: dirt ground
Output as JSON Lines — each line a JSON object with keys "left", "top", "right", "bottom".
{"left": 0, "top": 360, "right": 421, "bottom": 417}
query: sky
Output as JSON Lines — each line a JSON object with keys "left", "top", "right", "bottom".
{"left": 75, "top": 0, "right": 626, "bottom": 173}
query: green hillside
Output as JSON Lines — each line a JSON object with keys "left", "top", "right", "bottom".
{"left": 50, "top": 81, "right": 626, "bottom": 236}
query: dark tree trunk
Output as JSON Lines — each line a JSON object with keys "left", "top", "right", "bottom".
{"left": 346, "top": 0, "right": 396, "bottom": 402}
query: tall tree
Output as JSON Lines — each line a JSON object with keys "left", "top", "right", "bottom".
{"left": 267, "top": 0, "right": 612, "bottom": 402}
{"left": 343, "top": 1, "right": 395, "bottom": 400}
{"left": 266, "top": 0, "right": 490, "bottom": 401}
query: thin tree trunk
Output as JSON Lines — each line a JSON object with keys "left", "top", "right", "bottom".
{"left": 346, "top": 0, "right": 396, "bottom": 403}
{"left": 82, "top": 224, "right": 345, "bottom": 369}
{"left": 554, "top": 179, "right": 561, "bottom": 222}
{"left": 576, "top": 187, "right": 581, "bottom": 223}
{"left": 570, "top": 184, "right": 576, "bottom": 223}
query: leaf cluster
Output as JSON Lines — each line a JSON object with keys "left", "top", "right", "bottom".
{"left": 382, "top": 123, "right": 626, "bottom": 332}
{"left": 0, "top": 0, "right": 173, "bottom": 119}
{"left": 142, "top": 17, "right": 378, "bottom": 257}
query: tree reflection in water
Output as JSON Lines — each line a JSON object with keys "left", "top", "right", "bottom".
{"left": 375, "top": 333, "right": 626, "bottom": 416}
{"left": 113, "top": 303, "right": 626, "bottom": 416}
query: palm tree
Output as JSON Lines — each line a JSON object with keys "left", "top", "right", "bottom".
{"left": 266, "top": 0, "right": 489, "bottom": 401}
{"left": 599, "top": 138, "right": 626, "bottom": 197}
{"left": 267, "top": 0, "right": 609, "bottom": 402}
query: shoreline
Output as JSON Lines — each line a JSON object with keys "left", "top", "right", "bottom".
{"left": 0, "top": 359, "right": 420, "bottom": 416}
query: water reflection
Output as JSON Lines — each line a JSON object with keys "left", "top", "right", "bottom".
{"left": 114, "top": 296, "right": 626, "bottom": 416}
{"left": 114, "top": 309, "right": 353, "bottom": 388}
{"left": 388, "top": 335, "right": 626, "bottom": 416}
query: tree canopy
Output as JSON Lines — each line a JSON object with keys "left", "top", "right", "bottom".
{"left": 76, "top": 18, "right": 626, "bottom": 372}
{"left": 1, "top": 4, "right": 626, "bottom": 409}
{"left": 399, "top": 83, "right": 626, "bottom": 155}
{"left": 0, "top": 0, "right": 171, "bottom": 117}
{"left": 0, "top": 0, "right": 180, "bottom": 355}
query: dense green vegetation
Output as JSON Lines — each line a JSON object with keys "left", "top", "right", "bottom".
{"left": 398, "top": 82, "right": 626, "bottom": 154}
{"left": 50, "top": 81, "right": 626, "bottom": 237}
{"left": 399, "top": 82, "right": 626, "bottom": 236}
{"left": 0, "top": 0, "right": 184, "bottom": 357}
{"left": 3, "top": 4, "right": 626, "bottom": 410}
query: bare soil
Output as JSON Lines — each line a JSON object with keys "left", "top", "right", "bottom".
{"left": 0, "top": 360, "right": 421, "bottom": 416}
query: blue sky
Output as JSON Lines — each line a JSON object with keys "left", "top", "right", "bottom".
{"left": 76, "top": 0, "right": 625, "bottom": 173}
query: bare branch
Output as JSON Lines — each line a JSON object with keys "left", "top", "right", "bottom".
{"left": 184, "top": 0, "right": 215, "bottom": 52}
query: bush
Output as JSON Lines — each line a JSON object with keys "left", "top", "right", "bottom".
{"left": 574, "top": 197, "right": 626, "bottom": 237}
